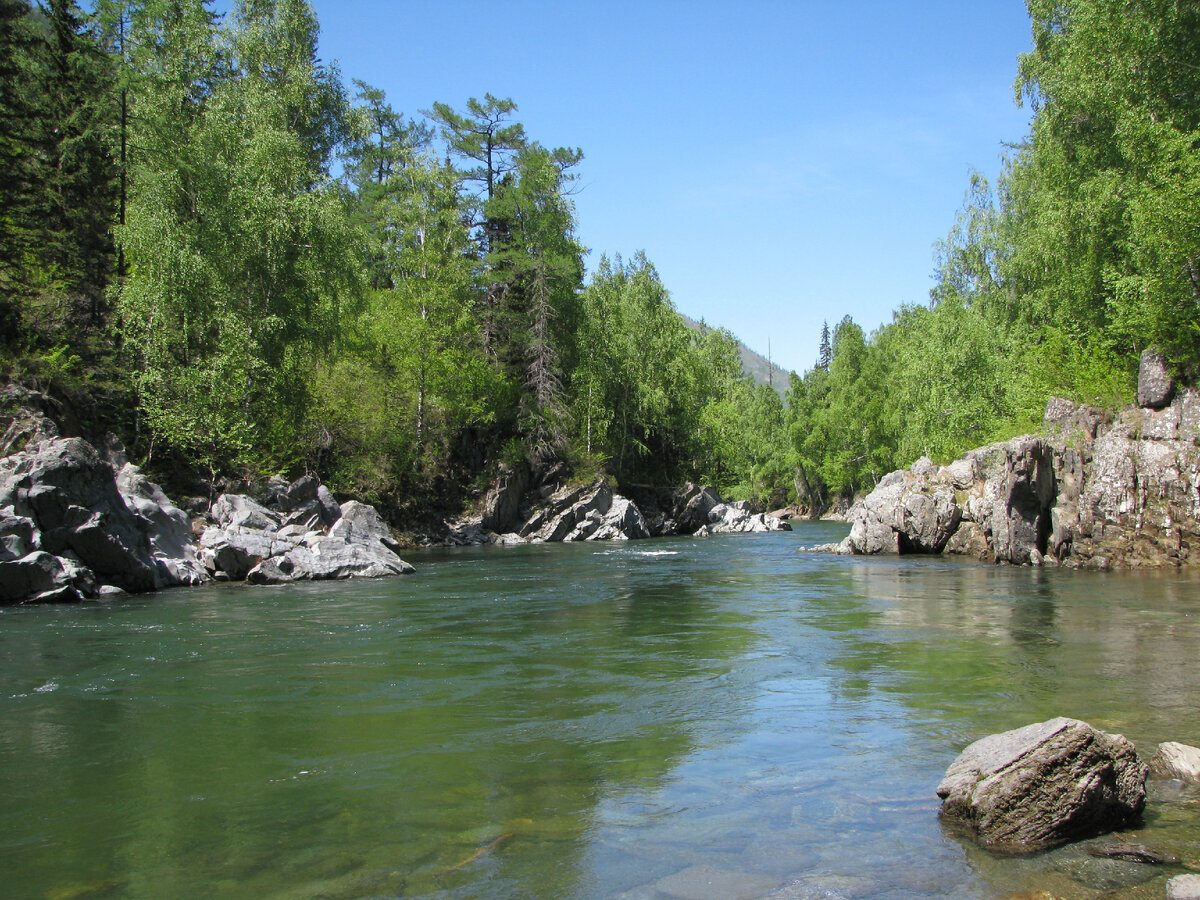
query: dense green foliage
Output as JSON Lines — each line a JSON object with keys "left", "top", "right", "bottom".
{"left": 784, "top": 0, "right": 1199, "bottom": 513}
{"left": 2, "top": 0, "right": 1195, "bottom": 519}
{"left": 0, "top": 0, "right": 778, "bottom": 513}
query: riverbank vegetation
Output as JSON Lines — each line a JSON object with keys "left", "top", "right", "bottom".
{"left": 1, "top": 0, "right": 1196, "bottom": 520}
{"left": 786, "top": 0, "right": 1200, "bottom": 511}
{"left": 0, "top": 0, "right": 785, "bottom": 518}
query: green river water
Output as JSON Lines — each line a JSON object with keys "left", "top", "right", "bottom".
{"left": 2, "top": 524, "right": 1199, "bottom": 899}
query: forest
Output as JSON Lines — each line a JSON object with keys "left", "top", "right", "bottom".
{"left": 1, "top": 0, "right": 1198, "bottom": 521}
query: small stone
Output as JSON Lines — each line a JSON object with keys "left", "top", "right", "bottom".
{"left": 1150, "top": 742, "right": 1200, "bottom": 782}
{"left": 653, "top": 864, "right": 777, "bottom": 900}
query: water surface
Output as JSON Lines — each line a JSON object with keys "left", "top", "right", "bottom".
{"left": 2, "top": 524, "right": 1199, "bottom": 899}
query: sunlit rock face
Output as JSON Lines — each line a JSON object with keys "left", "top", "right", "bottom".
{"left": 832, "top": 380, "right": 1200, "bottom": 568}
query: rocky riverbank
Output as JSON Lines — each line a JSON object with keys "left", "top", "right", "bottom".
{"left": 0, "top": 384, "right": 418, "bottom": 603}
{"left": 437, "top": 475, "right": 792, "bottom": 546}
{"left": 817, "top": 353, "right": 1200, "bottom": 568}
{"left": 1, "top": 384, "right": 790, "bottom": 604}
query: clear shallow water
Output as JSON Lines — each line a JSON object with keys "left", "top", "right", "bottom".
{"left": 2, "top": 524, "right": 1200, "bottom": 900}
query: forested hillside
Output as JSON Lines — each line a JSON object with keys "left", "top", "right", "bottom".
{"left": 0, "top": 0, "right": 787, "bottom": 519}
{"left": 1, "top": 0, "right": 1195, "bottom": 521}
{"left": 785, "top": 0, "right": 1200, "bottom": 513}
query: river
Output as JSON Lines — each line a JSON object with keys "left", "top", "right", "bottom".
{"left": 2, "top": 524, "right": 1199, "bottom": 899}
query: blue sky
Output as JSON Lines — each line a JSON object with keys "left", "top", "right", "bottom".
{"left": 306, "top": 0, "right": 1035, "bottom": 374}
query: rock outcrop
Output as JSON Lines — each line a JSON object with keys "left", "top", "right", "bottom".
{"left": 0, "top": 388, "right": 415, "bottom": 603}
{"left": 199, "top": 492, "right": 414, "bottom": 584}
{"left": 693, "top": 500, "right": 794, "bottom": 536}
{"left": 937, "top": 717, "right": 1148, "bottom": 852}
{"left": 824, "top": 354, "right": 1200, "bottom": 568}
{"left": 507, "top": 479, "right": 651, "bottom": 543}
{"left": 0, "top": 436, "right": 194, "bottom": 601}
{"left": 443, "top": 478, "right": 791, "bottom": 546}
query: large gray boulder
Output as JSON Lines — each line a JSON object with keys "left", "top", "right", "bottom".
{"left": 0, "top": 550, "right": 96, "bottom": 604}
{"left": 211, "top": 493, "right": 281, "bottom": 531}
{"left": 937, "top": 717, "right": 1148, "bottom": 852}
{"left": 116, "top": 461, "right": 208, "bottom": 586}
{"left": 246, "top": 500, "right": 413, "bottom": 583}
{"left": 842, "top": 468, "right": 960, "bottom": 554}
{"left": 199, "top": 524, "right": 292, "bottom": 581}
{"left": 1, "top": 437, "right": 162, "bottom": 594}
{"left": 675, "top": 483, "right": 722, "bottom": 534}
{"left": 201, "top": 494, "right": 414, "bottom": 584}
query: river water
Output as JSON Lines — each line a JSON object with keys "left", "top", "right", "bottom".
{"left": 2, "top": 524, "right": 1200, "bottom": 900}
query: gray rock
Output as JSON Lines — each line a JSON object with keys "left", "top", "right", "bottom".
{"left": 315, "top": 484, "right": 342, "bottom": 527}
{"left": 944, "top": 519, "right": 989, "bottom": 559}
{"left": 1, "top": 438, "right": 161, "bottom": 593}
{"left": 200, "top": 525, "right": 290, "bottom": 581}
{"left": 1168, "top": 874, "right": 1200, "bottom": 900}
{"left": 936, "top": 717, "right": 1147, "bottom": 852}
{"left": 1181, "top": 389, "right": 1200, "bottom": 443}
{"left": 0, "top": 511, "right": 38, "bottom": 562}
{"left": 116, "top": 462, "right": 208, "bottom": 586}
{"left": 246, "top": 530, "right": 414, "bottom": 583}
{"left": 699, "top": 503, "right": 792, "bottom": 535}
{"left": 533, "top": 480, "right": 613, "bottom": 542}
{"left": 278, "top": 475, "right": 319, "bottom": 512}
{"left": 676, "top": 483, "right": 722, "bottom": 534}
{"left": 0, "top": 550, "right": 93, "bottom": 604}
{"left": 843, "top": 465, "right": 960, "bottom": 555}
{"left": 333, "top": 500, "right": 402, "bottom": 553}
{"left": 963, "top": 437, "right": 1055, "bottom": 564}
{"left": 1137, "top": 348, "right": 1175, "bottom": 409}
{"left": 518, "top": 481, "right": 590, "bottom": 538}
{"left": 589, "top": 496, "right": 651, "bottom": 540}
{"left": 480, "top": 463, "right": 529, "bottom": 533}
{"left": 1149, "top": 742, "right": 1200, "bottom": 782}
{"left": 210, "top": 494, "right": 280, "bottom": 531}
{"left": 911, "top": 455, "right": 937, "bottom": 477}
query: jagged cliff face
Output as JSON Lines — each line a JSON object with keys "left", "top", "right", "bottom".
{"left": 834, "top": 382, "right": 1200, "bottom": 569}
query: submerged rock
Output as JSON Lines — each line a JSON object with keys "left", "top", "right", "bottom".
{"left": 937, "top": 717, "right": 1148, "bottom": 852}
{"left": 1168, "top": 875, "right": 1200, "bottom": 900}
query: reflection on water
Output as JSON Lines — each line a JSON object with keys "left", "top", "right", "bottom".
{"left": 2, "top": 526, "right": 1199, "bottom": 899}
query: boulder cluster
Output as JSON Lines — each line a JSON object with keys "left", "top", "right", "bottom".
{"left": 824, "top": 352, "right": 1200, "bottom": 568}
{"left": 197, "top": 479, "right": 414, "bottom": 584}
{"left": 443, "top": 477, "right": 791, "bottom": 546}
{"left": 0, "top": 385, "right": 413, "bottom": 604}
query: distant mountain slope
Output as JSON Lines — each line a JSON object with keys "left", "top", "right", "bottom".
{"left": 680, "top": 315, "right": 792, "bottom": 398}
